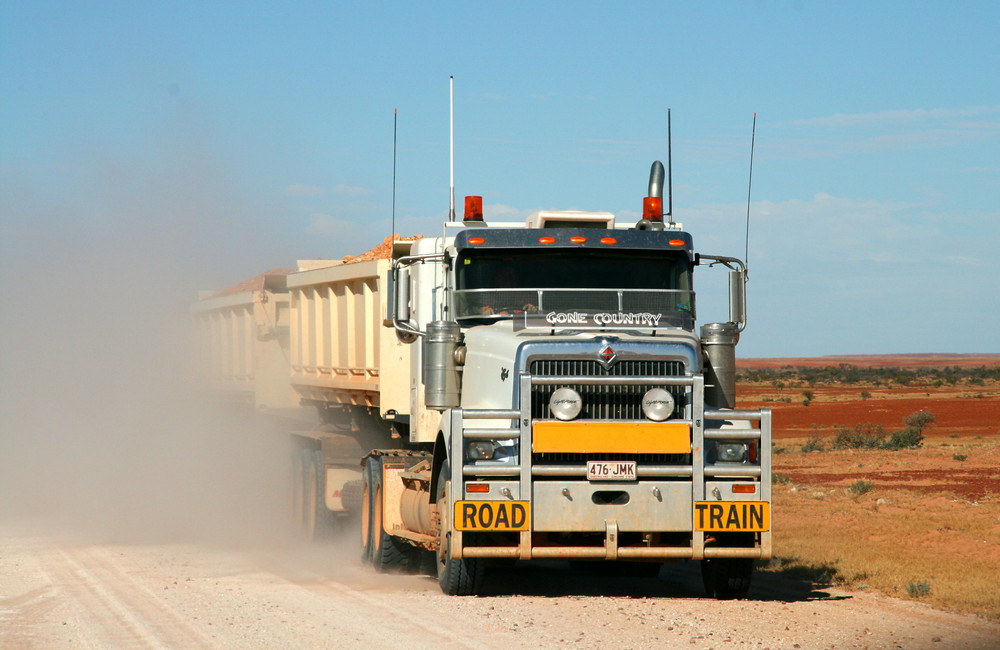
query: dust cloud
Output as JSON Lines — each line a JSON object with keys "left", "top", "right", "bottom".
{"left": 0, "top": 132, "right": 313, "bottom": 551}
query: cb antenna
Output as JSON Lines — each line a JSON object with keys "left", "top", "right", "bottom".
{"left": 744, "top": 112, "right": 757, "bottom": 269}
{"left": 666, "top": 108, "right": 673, "bottom": 225}
{"left": 391, "top": 108, "right": 398, "bottom": 238}
{"left": 448, "top": 76, "right": 455, "bottom": 222}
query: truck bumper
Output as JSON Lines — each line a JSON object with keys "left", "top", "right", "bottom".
{"left": 447, "top": 374, "right": 772, "bottom": 562}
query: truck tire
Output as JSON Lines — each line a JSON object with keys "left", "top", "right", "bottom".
{"left": 435, "top": 461, "right": 484, "bottom": 595}
{"left": 701, "top": 557, "right": 753, "bottom": 599}
{"left": 364, "top": 455, "right": 416, "bottom": 573}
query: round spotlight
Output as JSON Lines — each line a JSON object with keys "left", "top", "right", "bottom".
{"left": 549, "top": 387, "right": 583, "bottom": 421}
{"left": 715, "top": 441, "right": 748, "bottom": 463}
{"left": 641, "top": 388, "right": 675, "bottom": 421}
{"left": 467, "top": 440, "right": 498, "bottom": 460}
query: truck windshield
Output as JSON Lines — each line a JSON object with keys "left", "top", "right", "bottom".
{"left": 454, "top": 249, "right": 694, "bottom": 328}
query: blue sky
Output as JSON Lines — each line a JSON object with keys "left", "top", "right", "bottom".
{"left": 2, "top": 1, "right": 998, "bottom": 357}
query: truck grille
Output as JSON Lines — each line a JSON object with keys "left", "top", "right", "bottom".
{"left": 529, "top": 359, "right": 686, "bottom": 421}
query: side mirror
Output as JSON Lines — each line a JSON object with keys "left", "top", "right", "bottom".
{"left": 729, "top": 270, "right": 746, "bottom": 328}
{"left": 396, "top": 267, "right": 411, "bottom": 323}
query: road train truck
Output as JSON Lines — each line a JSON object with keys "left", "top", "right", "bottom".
{"left": 192, "top": 161, "right": 772, "bottom": 597}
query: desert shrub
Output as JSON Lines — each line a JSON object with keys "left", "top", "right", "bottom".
{"left": 848, "top": 479, "right": 873, "bottom": 496}
{"left": 907, "top": 580, "right": 931, "bottom": 597}
{"left": 860, "top": 391, "right": 871, "bottom": 400}
{"left": 883, "top": 427, "right": 924, "bottom": 450}
{"left": 801, "top": 436, "right": 826, "bottom": 453}
{"left": 802, "top": 390, "right": 815, "bottom": 401}
{"left": 773, "top": 472, "right": 792, "bottom": 485}
{"left": 834, "top": 423, "right": 887, "bottom": 450}
{"left": 878, "top": 411, "right": 931, "bottom": 450}
{"left": 953, "top": 454, "right": 967, "bottom": 462}
{"left": 903, "top": 411, "right": 935, "bottom": 431}
{"left": 778, "top": 396, "right": 792, "bottom": 403}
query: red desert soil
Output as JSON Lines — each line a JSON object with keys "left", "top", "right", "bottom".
{"left": 740, "top": 353, "right": 1000, "bottom": 369}
{"left": 736, "top": 353, "right": 1000, "bottom": 502}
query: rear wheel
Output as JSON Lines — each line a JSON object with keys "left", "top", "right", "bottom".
{"left": 435, "top": 461, "right": 484, "bottom": 595}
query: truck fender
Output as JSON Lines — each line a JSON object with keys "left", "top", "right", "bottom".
{"left": 429, "top": 430, "right": 449, "bottom": 501}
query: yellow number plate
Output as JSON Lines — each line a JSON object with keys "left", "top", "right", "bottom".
{"left": 455, "top": 500, "right": 531, "bottom": 531}
{"left": 694, "top": 501, "right": 770, "bottom": 532}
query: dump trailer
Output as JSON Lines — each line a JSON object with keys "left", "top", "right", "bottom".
{"left": 194, "top": 162, "right": 772, "bottom": 597}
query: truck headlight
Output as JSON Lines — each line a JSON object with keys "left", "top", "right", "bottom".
{"left": 549, "top": 387, "right": 582, "bottom": 421}
{"left": 467, "top": 440, "right": 499, "bottom": 460}
{"left": 641, "top": 388, "right": 675, "bottom": 421}
{"left": 715, "top": 441, "right": 748, "bottom": 463}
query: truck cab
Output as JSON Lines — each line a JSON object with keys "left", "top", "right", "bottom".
{"left": 381, "top": 167, "right": 771, "bottom": 597}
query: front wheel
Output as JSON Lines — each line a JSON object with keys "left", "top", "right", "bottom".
{"left": 701, "top": 557, "right": 753, "bottom": 599}
{"left": 435, "top": 461, "right": 484, "bottom": 595}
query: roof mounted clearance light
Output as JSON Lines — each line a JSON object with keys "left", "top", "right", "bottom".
{"left": 669, "top": 239, "right": 686, "bottom": 247}
{"left": 570, "top": 236, "right": 587, "bottom": 243}
{"left": 539, "top": 236, "right": 556, "bottom": 244}
{"left": 600, "top": 237, "right": 617, "bottom": 245}
{"left": 468, "top": 237, "right": 485, "bottom": 245}
{"left": 464, "top": 195, "right": 484, "bottom": 222}
{"left": 643, "top": 196, "right": 663, "bottom": 222}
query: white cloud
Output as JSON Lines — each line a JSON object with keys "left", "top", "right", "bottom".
{"left": 944, "top": 255, "right": 982, "bottom": 266}
{"left": 332, "top": 184, "right": 374, "bottom": 196}
{"left": 787, "top": 105, "right": 1000, "bottom": 128}
{"left": 679, "top": 193, "right": 1000, "bottom": 356}
{"left": 484, "top": 203, "right": 532, "bottom": 222}
{"left": 306, "top": 213, "right": 352, "bottom": 236}
{"left": 284, "top": 184, "right": 325, "bottom": 196}
{"left": 285, "top": 183, "right": 374, "bottom": 198}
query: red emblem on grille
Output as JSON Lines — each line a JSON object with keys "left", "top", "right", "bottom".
{"left": 600, "top": 345, "right": 616, "bottom": 364}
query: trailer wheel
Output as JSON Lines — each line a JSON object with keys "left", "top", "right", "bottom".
{"left": 364, "top": 455, "right": 416, "bottom": 573}
{"left": 701, "top": 557, "right": 753, "bottom": 599}
{"left": 435, "top": 461, "right": 484, "bottom": 595}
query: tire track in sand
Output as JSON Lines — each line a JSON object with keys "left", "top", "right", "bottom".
{"left": 41, "top": 543, "right": 219, "bottom": 649}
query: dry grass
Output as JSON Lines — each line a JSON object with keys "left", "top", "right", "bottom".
{"left": 762, "top": 442, "right": 1000, "bottom": 621}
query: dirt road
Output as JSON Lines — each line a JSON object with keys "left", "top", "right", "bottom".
{"left": 3, "top": 521, "right": 997, "bottom": 650}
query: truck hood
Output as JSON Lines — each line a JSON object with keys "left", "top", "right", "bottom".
{"left": 461, "top": 320, "right": 701, "bottom": 411}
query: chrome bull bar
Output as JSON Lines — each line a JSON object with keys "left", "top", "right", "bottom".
{"left": 447, "top": 372, "right": 772, "bottom": 561}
